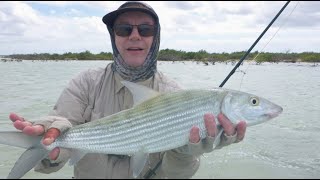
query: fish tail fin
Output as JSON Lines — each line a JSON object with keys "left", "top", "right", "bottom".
{"left": 0, "top": 131, "right": 42, "bottom": 149}
{"left": 0, "top": 131, "right": 49, "bottom": 179}
{"left": 7, "top": 147, "right": 49, "bottom": 179}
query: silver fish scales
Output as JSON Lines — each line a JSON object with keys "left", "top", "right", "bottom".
{"left": 50, "top": 89, "right": 225, "bottom": 155}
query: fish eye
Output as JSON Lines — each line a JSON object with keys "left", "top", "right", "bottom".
{"left": 250, "top": 97, "right": 259, "bottom": 106}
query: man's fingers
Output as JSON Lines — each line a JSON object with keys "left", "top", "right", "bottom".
{"left": 9, "top": 113, "right": 25, "bottom": 122}
{"left": 12, "top": 118, "right": 45, "bottom": 136}
{"left": 49, "top": 147, "right": 60, "bottom": 160}
{"left": 217, "top": 113, "right": 236, "bottom": 136}
{"left": 10, "top": 113, "right": 35, "bottom": 133}
{"left": 13, "top": 120, "right": 33, "bottom": 130}
{"left": 189, "top": 126, "right": 200, "bottom": 143}
{"left": 9, "top": 113, "right": 62, "bottom": 161}
{"left": 236, "top": 121, "right": 247, "bottom": 142}
{"left": 204, "top": 113, "right": 216, "bottom": 137}
{"left": 22, "top": 125, "right": 45, "bottom": 136}
{"left": 43, "top": 128, "right": 60, "bottom": 146}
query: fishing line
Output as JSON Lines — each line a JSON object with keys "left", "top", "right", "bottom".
{"left": 219, "top": 1, "right": 291, "bottom": 88}
{"left": 215, "top": 1, "right": 293, "bottom": 178}
{"left": 238, "top": 1, "right": 300, "bottom": 91}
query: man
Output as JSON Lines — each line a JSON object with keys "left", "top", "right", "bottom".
{"left": 9, "top": 1, "right": 246, "bottom": 179}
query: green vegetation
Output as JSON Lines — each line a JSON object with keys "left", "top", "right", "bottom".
{"left": 4, "top": 49, "right": 320, "bottom": 63}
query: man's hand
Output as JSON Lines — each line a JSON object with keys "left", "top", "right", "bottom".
{"left": 9, "top": 112, "right": 61, "bottom": 160}
{"left": 189, "top": 112, "right": 247, "bottom": 145}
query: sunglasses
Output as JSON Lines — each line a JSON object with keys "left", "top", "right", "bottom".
{"left": 113, "top": 24, "right": 156, "bottom": 37}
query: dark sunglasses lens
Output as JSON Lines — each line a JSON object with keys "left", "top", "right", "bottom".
{"left": 114, "top": 24, "right": 132, "bottom": 37}
{"left": 114, "top": 24, "right": 155, "bottom": 37}
{"left": 138, "top": 25, "right": 155, "bottom": 37}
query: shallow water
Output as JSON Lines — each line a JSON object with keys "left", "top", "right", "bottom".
{"left": 0, "top": 60, "right": 319, "bottom": 178}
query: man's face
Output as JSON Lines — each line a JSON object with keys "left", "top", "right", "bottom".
{"left": 114, "top": 11, "right": 155, "bottom": 68}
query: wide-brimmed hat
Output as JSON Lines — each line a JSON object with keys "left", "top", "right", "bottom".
{"left": 102, "top": 1, "right": 159, "bottom": 28}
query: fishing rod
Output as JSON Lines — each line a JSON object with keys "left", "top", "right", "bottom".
{"left": 219, "top": 1, "right": 291, "bottom": 88}
{"left": 144, "top": 3, "right": 291, "bottom": 177}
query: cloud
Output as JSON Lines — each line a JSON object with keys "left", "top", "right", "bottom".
{"left": 0, "top": 1, "right": 319, "bottom": 55}
{"left": 165, "top": 1, "right": 201, "bottom": 10}
{"left": 0, "top": 2, "right": 42, "bottom": 36}
{"left": 0, "top": 1, "right": 110, "bottom": 54}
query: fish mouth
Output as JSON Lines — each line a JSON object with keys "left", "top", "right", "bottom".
{"left": 267, "top": 106, "right": 283, "bottom": 119}
{"left": 268, "top": 112, "right": 279, "bottom": 119}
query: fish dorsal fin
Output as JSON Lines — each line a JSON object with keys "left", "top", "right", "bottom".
{"left": 69, "top": 149, "right": 86, "bottom": 166}
{"left": 121, "top": 81, "right": 160, "bottom": 106}
{"left": 131, "top": 150, "right": 149, "bottom": 178}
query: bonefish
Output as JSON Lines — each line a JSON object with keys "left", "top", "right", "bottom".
{"left": 0, "top": 81, "right": 283, "bottom": 179}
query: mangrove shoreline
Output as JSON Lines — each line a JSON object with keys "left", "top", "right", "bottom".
{"left": 1, "top": 49, "right": 320, "bottom": 64}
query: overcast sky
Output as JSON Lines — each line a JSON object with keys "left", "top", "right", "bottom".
{"left": 0, "top": 1, "right": 319, "bottom": 55}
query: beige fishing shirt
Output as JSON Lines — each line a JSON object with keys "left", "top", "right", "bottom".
{"left": 35, "top": 65, "right": 199, "bottom": 179}
{"left": 33, "top": 63, "right": 237, "bottom": 179}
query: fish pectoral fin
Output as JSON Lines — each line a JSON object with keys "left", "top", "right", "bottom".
{"left": 131, "top": 151, "right": 149, "bottom": 178}
{"left": 69, "top": 149, "right": 86, "bottom": 166}
{"left": 121, "top": 81, "right": 160, "bottom": 106}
